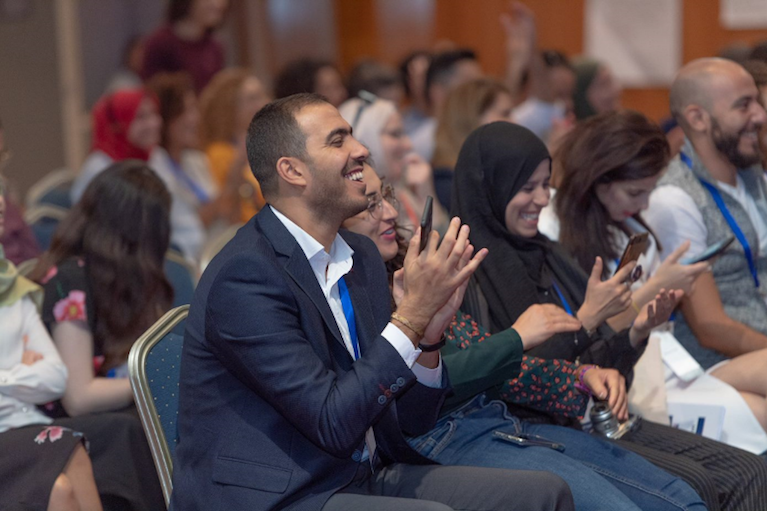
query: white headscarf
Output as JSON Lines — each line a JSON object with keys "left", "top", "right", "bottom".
{"left": 338, "top": 96, "right": 398, "bottom": 178}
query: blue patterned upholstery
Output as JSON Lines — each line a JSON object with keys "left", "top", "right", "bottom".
{"left": 143, "top": 323, "right": 185, "bottom": 463}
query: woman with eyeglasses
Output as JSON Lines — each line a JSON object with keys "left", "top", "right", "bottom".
{"left": 339, "top": 95, "right": 448, "bottom": 235}
{"left": 340, "top": 163, "right": 707, "bottom": 511}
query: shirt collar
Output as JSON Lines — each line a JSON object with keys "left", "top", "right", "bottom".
{"left": 270, "top": 206, "right": 354, "bottom": 286}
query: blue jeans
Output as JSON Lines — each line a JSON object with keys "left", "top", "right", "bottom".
{"left": 408, "top": 396, "right": 707, "bottom": 511}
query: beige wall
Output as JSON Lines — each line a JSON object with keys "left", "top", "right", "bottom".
{"left": 0, "top": 1, "right": 65, "bottom": 197}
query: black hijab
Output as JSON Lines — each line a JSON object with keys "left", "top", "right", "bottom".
{"left": 452, "top": 122, "right": 590, "bottom": 333}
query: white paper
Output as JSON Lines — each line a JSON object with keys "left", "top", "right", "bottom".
{"left": 721, "top": 0, "right": 767, "bottom": 29}
{"left": 585, "top": 0, "right": 682, "bottom": 87}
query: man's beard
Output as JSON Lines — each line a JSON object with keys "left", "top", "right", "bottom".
{"left": 711, "top": 117, "right": 762, "bottom": 169}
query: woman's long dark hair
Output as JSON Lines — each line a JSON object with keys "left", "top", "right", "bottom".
{"left": 31, "top": 161, "right": 173, "bottom": 370}
{"left": 554, "top": 110, "right": 670, "bottom": 278}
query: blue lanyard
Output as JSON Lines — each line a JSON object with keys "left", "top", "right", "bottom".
{"left": 681, "top": 152, "right": 759, "bottom": 288}
{"left": 337, "top": 276, "right": 360, "bottom": 359}
{"left": 168, "top": 156, "right": 210, "bottom": 204}
{"left": 551, "top": 281, "right": 573, "bottom": 316}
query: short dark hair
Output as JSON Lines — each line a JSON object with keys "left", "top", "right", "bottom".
{"left": 246, "top": 93, "right": 328, "bottom": 197}
{"left": 274, "top": 58, "right": 336, "bottom": 99}
{"left": 347, "top": 60, "right": 400, "bottom": 99}
{"left": 425, "top": 49, "right": 477, "bottom": 97}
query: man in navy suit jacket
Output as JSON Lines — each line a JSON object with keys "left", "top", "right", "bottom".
{"left": 171, "top": 93, "right": 574, "bottom": 511}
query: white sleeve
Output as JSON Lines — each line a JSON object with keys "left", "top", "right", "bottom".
{"left": 0, "top": 298, "right": 68, "bottom": 403}
{"left": 381, "top": 323, "right": 443, "bottom": 388}
{"left": 643, "top": 185, "right": 708, "bottom": 261}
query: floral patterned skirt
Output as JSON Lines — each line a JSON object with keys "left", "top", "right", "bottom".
{"left": 0, "top": 424, "right": 85, "bottom": 511}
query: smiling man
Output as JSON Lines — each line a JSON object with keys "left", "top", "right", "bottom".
{"left": 644, "top": 58, "right": 767, "bottom": 371}
{"left": 170, "top": 93, "right": 574, "bottom": 511}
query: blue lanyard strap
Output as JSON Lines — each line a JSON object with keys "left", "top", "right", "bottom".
{"left": 681, "top": 152, "right": 759, "bottom": 288}
{"left": 551, "top": 281, "right": 574, "bottom": 316}
{"left": 168, "top": 157, "right": 210, "bottom": 204}
{"left": 338, "top": 276, "right": 360, "bottom": 359}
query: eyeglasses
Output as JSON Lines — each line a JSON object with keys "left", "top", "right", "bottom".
{"left": 366, "top": 184, "right": 399, "bottom": 220}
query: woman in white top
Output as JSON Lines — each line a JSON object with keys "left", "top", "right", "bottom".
{"left": 146, "top": 72, "right": 223, "bottom": 262}
{"left": 540, "top": 110, "right": 767, "bottom": 453}
{"left": 0, "top": 179, "right": 101, "bottom": 510}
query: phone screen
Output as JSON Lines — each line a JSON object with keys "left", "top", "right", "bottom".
{"left": 419, "top": 196, "right": 433, "bottom": 253}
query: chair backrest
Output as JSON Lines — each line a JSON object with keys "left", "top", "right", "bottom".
{"left": 128, "top": 305, "right": 189, "bottom": 508}
{"left": 164, "top": 250, "right": 197, "bottom": 307}
{"left": 24, "top": 205, "right": 69, "bottom": 252}
{"left": 25, "top": 168, "right": 75, "bottom": 209}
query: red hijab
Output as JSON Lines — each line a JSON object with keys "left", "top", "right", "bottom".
{"left": 91, "top": 89, "right": 157, "bottom": 161}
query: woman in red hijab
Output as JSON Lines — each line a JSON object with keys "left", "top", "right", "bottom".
{"left": 70, "top": 89, "right": 161, "bottom": 203}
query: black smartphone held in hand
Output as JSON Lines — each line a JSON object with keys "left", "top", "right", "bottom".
{"left": 614, "top": 232, "right": 649, "bottom": 276}
{"left": 419, "top": 196, "right": 433, "bottom": 253}
{"left": 681, "top": 236, "right": 735, "bottom": 265}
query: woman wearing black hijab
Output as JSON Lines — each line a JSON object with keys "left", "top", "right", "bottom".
{"left": 453, "top": 121, "right": 767, "bottom": 511}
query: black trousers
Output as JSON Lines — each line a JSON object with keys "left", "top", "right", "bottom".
{"left": 322, "top": 462, "right": 575, "bottom": 511}
{"left": 617, "top": 420, "right": 767, "bottom": 511}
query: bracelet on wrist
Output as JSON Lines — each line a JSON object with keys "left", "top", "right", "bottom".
{"left": 418, "top": 335, "right": 446, "bottom": 352}
{"left": 391, "top": 312, "right": 425, "bottom": 338}
{"left": 574, "top": 364, "right": 598, "bottom": 396}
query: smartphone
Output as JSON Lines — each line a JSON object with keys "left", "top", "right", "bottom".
{"left": 492, "top": 430, "right": 565, "bottom": 452}
{"left": 614, "top": 232, "right": 650, "bottom": 276}
{"left": 419, "top": 196, "right": 433, "bottom": 253}
{"left": 681, "top": 236, "right": 735, "bottom": 265}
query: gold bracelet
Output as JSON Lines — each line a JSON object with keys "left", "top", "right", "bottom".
{"left": 391, "top": 312, "right": 424, "bottom": 338}
{"left": 631, "top": 301, "right": 642, "bottom": 315}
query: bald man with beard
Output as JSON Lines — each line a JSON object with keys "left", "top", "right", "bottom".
{"left": 645, "top": 56, "right": 767, "bottom": 439}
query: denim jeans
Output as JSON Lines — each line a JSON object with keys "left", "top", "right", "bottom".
{"left": 408, "top": 395, "right": 707, "bottom": 511}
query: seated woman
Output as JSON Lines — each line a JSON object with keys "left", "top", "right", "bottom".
{"left": 339, "top": 95, "right": 448, "bottom": 234}
{"left": 0, "top": 180, "right": 101, "bottom": 511}
{"left": 30, "top": 161, "right": 171, "bottom": 510}
{"left": 341, "top": 164, "right": 705, "bottom": 511}
{"left": 147, "top": 71, "right": 239, "bottom": 262}
{"left": 453, "top": 121, "right": 767, "bottom": 511}
{"left": 199, "top": 68, "right": 270, "bottom": 224}
{"left": 70, "top": 88, "right": 161, "bottom": 204}
{"left": 1, "top": 273, "right": 102, "bottom": 511}
{"left": 541, "top": 110, "right": 767, "bottom": 453}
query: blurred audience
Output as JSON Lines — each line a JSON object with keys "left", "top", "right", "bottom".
{"left": 105, "top": 36, "right": 145, "bottom": 94}
{"left": 199, "top": 68, "right": 270, "bottom": 224}
{"left": 431, "top": 78, "right": 513, "bottom": 210}
{"left": 347, "top": 59, "right": 405, "bottom": 107}
{"left": 147, "top": 72, "right": 234, "bottom": 262}
{"left": 274, "top": 58, "right": 348, "bottom": 107}
{"left": 572, "top": 58, "right": 621, "bottom": 121}
{"left": 70, "top": 88, "right": 161, "bottom": 204}
{"left": 142, "top": 0, "right": 229, "bottom": 92}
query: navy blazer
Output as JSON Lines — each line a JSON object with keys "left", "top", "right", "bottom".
{"left": 171, "top": 207, "right": 449, "bottom": 511}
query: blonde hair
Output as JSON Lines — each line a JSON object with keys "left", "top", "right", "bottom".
{"left": 199, "top": 67, "right": 253, "bottom": 147}
{"left": 432, "top": 78, "right": 510, "bottom": 169}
